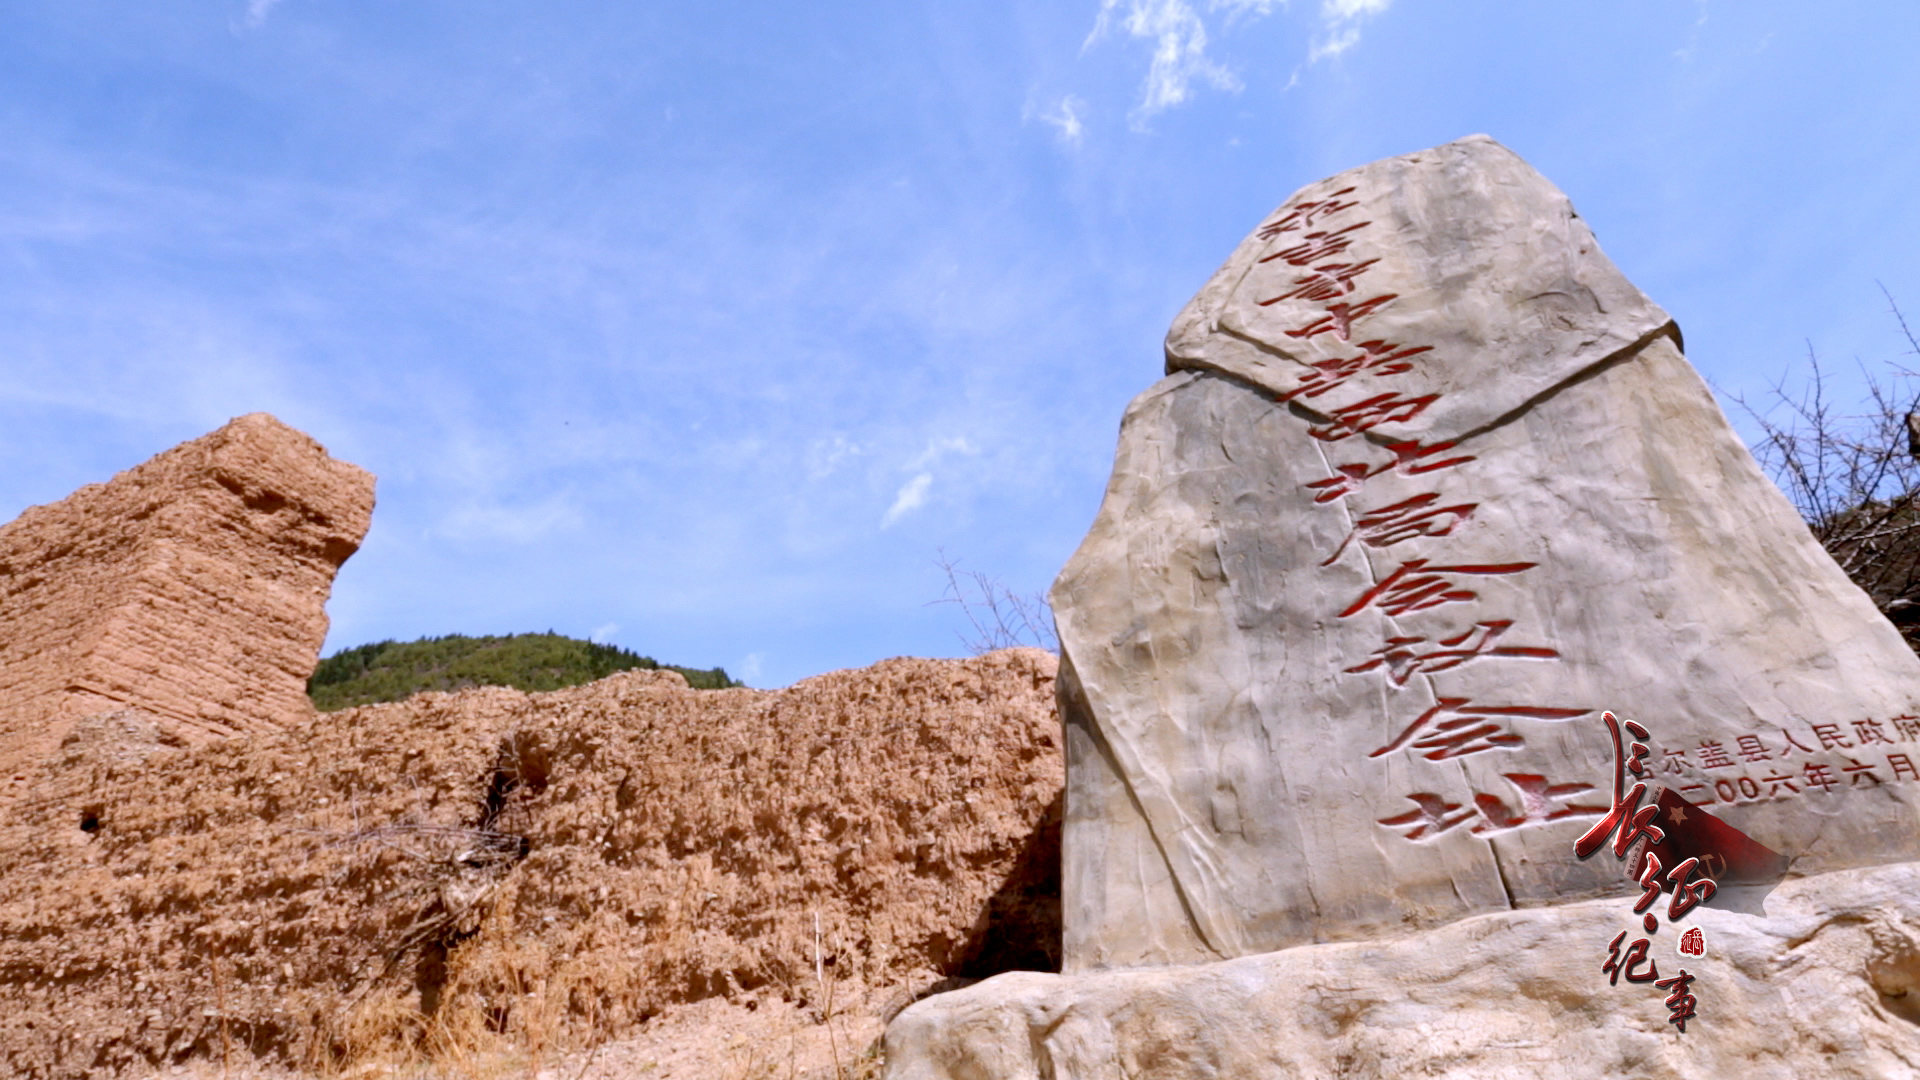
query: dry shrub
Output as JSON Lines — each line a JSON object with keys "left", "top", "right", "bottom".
{"left": 0, "top": 648, "right": 1062, "bottom": 1078}
{"left": 930, "top": 551, "right": 1058, "bottom": 654}
{"left": 1730, "top": 286, "right": 1920, "bottom": 645}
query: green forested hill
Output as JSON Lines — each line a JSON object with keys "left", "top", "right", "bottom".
{"left": 307, "top": 632, "right": 741, "bottom": 711}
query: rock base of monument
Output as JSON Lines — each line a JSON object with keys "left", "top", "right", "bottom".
{"left": 885, "top": 861, "right": 1920, "bottom": 1079}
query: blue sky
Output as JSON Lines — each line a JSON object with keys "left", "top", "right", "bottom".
{"left": 2, "top": 1, "right": 1916, "bottom": 687}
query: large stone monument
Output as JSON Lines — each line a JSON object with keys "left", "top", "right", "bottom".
{"left": 1048, "top": 135, "right": 1920, "bottom": 972}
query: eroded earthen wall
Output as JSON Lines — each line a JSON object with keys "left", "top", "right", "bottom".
{"left": 0, "top": 413, "right": 374, "bottom": 800}
{"left": 0, "top": 649, "right": 1063, "bottom": 1079}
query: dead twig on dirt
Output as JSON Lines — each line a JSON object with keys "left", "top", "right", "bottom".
{"left": 302, "top": 822, "right": 530, "bottom": 865}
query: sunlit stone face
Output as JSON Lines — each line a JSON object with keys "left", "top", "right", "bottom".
{"left": 1053, "top": 135, "right": 1920, "bottom": 972}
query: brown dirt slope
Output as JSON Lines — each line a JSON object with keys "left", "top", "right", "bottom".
{"left": 0, "top": 413, "right": 374, "bottom": 808}
{"left": 0, "top": 648, "right": 1063, "bottom": 1079}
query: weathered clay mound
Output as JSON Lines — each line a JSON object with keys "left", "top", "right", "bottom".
{"left": 0, "top": 413, "right": 374, "bottom": 810}
{"left": 0, "top": 648, "right": 1062, "bottom": 1079}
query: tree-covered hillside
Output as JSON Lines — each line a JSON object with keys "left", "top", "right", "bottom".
{"left": 307, "top": 632, "right": 741, "bottom": 711}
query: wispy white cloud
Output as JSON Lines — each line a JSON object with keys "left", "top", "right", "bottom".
{"left": 737, "top": 652, "right": 763, "bottom": 683}
{"left": 881, "top": 471, "right": 933, "bottom": 528}
{"left": 1084, "top": 0, "right": 1392, "bottom": 114}
{"left": 244, "top": 0, "right": 283, "bottom": 29}
{"left": 912, "top": 435, "right": 977, "bottom": 469}
{"left": 806, "top": 433, "right": 863, "bottom": 479}
{"left": 589, "top": 622, "right": 619, "bottom": 643}
{"left": 439, "top": 495, "right": 584, "bottom": 544}
{"left": 1308, "top": 26, "right": 1361, "bottom": 63}
{"left": 1037, "top": 95, "right": 1087, "bottom": 146}
{"left": 1309, "top": 0, "right": 1391, "bottom": 63}
{"left": 1091, "top": 0, "right": 1386, "bottom": 124}
{"left": 1322, "top": 0, "right": 1389, "bottom": 17}
{"left": 1214, "top": 0, "right": 1288, "bottom": 21}
{"left": 1088, "top": 0, "right": 1247, "bottom": 127}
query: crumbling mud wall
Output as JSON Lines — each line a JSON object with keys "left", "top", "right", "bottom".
{"left": 0, "top": 648, "right": 1063, "bottom": 1079}
{"left": 0, "top": 413, "right": 375, "bottom": 808}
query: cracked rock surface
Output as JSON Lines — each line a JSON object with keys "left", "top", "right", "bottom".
{"left": 886, "top": 860, "right": 1920, "bottom": 1080}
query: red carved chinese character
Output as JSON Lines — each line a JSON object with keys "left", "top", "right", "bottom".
{"left": 1575, "top": 713, "right": 1666, "bottom": 860}
{"left": 1255, "top": 188, "right": 1360, "bottom": 239}
{"left": 1303, "top": 438, "right": 1475, "bottom": 505}
{"left": 1344, "top": 620, "right": 1559, "bottom": 686}
{"left": 1260, "top": 258, "right": 1380, "bottom": 304}
{"left": 1780, "top": 730, "right": 1819, "bottom": 757}
{"left": 1678, "top": 928, "right": 1704, "bottom": 957}
{"left": 1696, "top": 741, "right": 1735, "bottom": 769}
{"left": 1286, "top": 294, "right": 1399, "bottom": 343}
{"left": 1811, "top": 723, "right": 1854, "bottom": 750}
{"left": 1734, "top": 734, "right": 1771, "bottom": 763}
{"left": 1759, "top": 770, "right": 1800, "bottom": 797}
{"left": 1279, "top": 340, "right": 1436, "bottom": 403}
{"left": 1375, "top": 793, "right": 1477, "bottom": 840}
{"left": 1383, "top": 439, "right": 1473, "bottom": 474}
{"left": 1660, "top": 748, "right": 1692, "bottom": 774}
{"left": 1286, "top": 356, "right": 1372, "bottom": 402}
{"left": 1348, "top": 339, "right": 1432, "bottom": 377}
{"left": 1891, "top": 752, "right": 1920, "bottom": 781}
{"left": 1370, "top": 697, "right": 1589, "bottom": 761}
{"left": 1893, "top": 715, "right": 1920, "bottom": 741}
{"left": 1469, "top": 773, "right": 1609, "bottom": 835}
{"left": 1262, "top": 221, "right": 1371, "bottom": 266}
{"left": 1842, "top": 757, "right": 1882, "bottom": 785}
{"left": 1853, "top": 718, "right": 1894, "bottom": 746}
{"left": 1322, "top": 493, "right": 1480, "bottom": 565}
{"left": 1803, "top": 762, "right": 1837, "bottom": 792}
{"left": 1340, "top": 558, "right": 1537, "bottom": 618}
{"left": 1653, "top": 969, "right": 1698, "bottom": 1033}
{"left": 1305, "top": 462, "right": 1377, "bottom": 504}
{"left": 1307, "top": 389, "right": 1436, "bottom": 441}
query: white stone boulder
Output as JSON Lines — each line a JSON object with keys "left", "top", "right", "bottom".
{"left": 885, "top": 861, "right": 1920, "bottom": 1080}
{"left": 1050, "top": 135, "right": 1920, "bottom": 972}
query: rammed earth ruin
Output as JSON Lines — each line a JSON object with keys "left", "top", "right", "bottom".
{"left": 0, "top": 413, "right": 1064, "bottom": 1080}
{"left": 0, "top": 413, "right": 374, "bottom": 810}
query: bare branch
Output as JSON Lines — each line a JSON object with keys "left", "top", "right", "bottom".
{"left": 1882, "top": 280, "right": 1920, "bottom": 366}
{"left": 1732, "top": 291, "right": 1920, "bottom": 651}
{"left": 928, "top": 549, "right": 1059, "bottom": 654}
